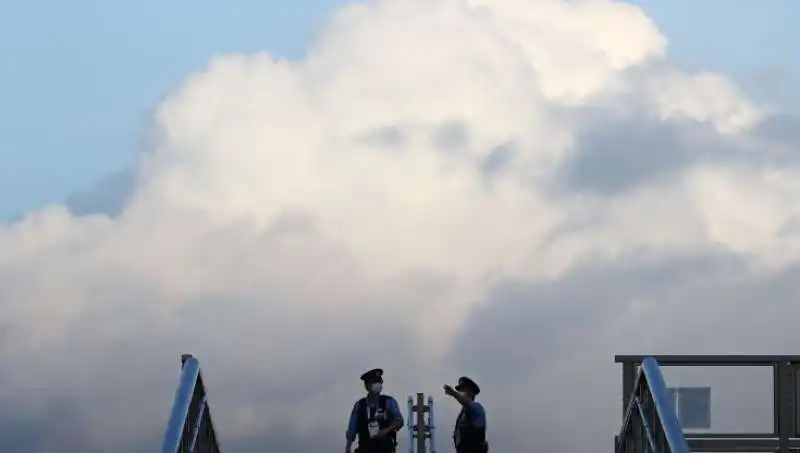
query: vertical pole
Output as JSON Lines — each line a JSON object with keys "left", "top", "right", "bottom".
{"left": 773, "top": 363, "right": 781, "bottom": 437}
{"left": 427, "top": 396, "right": 436, "bottom": 453}
{"left": 777, "top": 361, "right": 794, "bottom": 453}
{"left": 407, "top": 397, "right": 414, "bottom": 453}
{"left": 617, "top": 360, "right": 636, "bottom": 451}
{"left": 621, "top": 361, "right": 636, "bottom": 419}
{"left": 416, "top": 393, "right": 427, "bottom": 453}
{"left": 793, "top": 361, "right": 800, "bottom": 438}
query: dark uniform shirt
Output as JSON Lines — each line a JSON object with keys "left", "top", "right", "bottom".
{"left": 346, "top": 394, "right": 404, "bottom": 441}
{"left": 453, "top": 401, "right": 487, "bottom": 453}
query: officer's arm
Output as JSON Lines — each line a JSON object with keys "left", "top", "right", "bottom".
{"left": 385, "top": 397, "right": 404, "bottom": 431}
{"left": 346, "top": 401, "right": 360, "bottom": 448}
{"left": 450, "top": 391, "right": 472, "bottom": 408}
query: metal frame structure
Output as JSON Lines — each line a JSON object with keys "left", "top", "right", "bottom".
{"left": 616, "top": 357, "right": 691, "bottom": 453}
{"left": 407, "top": 393, "right": 436, "bottom": 453}
{"left": 616, "top": 354, "right": 800, "bottom": 453}
{"left": 161, "top": 354, "right": 221, "bottom": 453}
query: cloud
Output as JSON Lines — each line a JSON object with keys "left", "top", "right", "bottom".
{"left": 66, "top": 168, "right": 136, "bottom": 217}
{"left": 1, "top": 0, "right": 798, "bottom": 452}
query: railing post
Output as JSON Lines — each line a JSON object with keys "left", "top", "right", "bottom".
{"left": 408, "top": 393, "right": 432, "bottom": 453}
{"left": 416, "top": 393, "right": 427, "bottom": 453}
{"left": 427, "top": 396, "right": 436, "bottom": 453}
{"left": 617, "top": 359, "right": 637, "bottom": 451}
{"left": 622, "top": 360, "right": 636, "bottom": 420}
{"left": 777, "top": 361, "right": 794, "bottom": 453}
{"left": 793, "top": 362, "right": 800, "bottom": 438}
{"left": 407, "top": 397, "right": 414, "bottom": 453}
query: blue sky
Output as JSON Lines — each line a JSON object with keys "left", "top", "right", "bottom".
{"left": 0, "top": 0, "right": 797, "bottom": 219}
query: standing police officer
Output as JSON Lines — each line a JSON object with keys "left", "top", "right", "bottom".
{"left": 346, "top": 368, "right": 404, "bottom": 453}
{"left": 444, "top": 376, "right": 488, "bottom": 453}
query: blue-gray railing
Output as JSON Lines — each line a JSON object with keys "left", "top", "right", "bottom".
{"left": 616, "top": 357, "right": 691, "bottom": 453}
{"left": 407, "top": 395, "right": 436, "bottom": 453}
{"left": 161, "top": 354, "right": 221, "bottom": 453}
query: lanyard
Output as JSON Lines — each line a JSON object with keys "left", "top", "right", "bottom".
{"left": 366, "top": 398, "right": 380, "bottom": 419}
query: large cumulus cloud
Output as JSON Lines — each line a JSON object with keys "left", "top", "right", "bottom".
{"left": 1, "top": 0, "right": 798, "bottom": 452}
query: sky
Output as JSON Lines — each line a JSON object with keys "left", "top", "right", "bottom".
{"left": 1, "top": 0, "right": 798, "bottom": 219}
{"left": 0, "top": 1, "right": 799, "bottom": 453}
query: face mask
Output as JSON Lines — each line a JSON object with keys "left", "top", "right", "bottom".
{"left": 371, "top": 382, "right": 383, "bottom": 393}
{"left": 459, "top": 391, "right": 468, "bottom": 398}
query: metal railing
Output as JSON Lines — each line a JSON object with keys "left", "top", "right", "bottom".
{"left": 617, "top": 354, "right": 800, "bottom": 453}
{"left": 616, "top": 357, "right": 691, "bottom": 453}
{"left": 161, "top": 354, "right": 221, "bottom": 453}
{"left": 407, "top": 393, "right": 436, "bottom": 453}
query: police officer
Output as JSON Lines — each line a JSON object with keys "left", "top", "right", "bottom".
{"left": 444, "top": 376, "right": 488, "bottom": 453}
{"left": 346, "top": 368, "right": 404, "bottom": 453}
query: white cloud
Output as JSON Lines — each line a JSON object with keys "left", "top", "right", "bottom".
{"left": 0, "top": 0, "right": 797, "bottom": 452}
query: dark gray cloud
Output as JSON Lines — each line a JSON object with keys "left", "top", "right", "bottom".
{"left": 555, "top": 83, "right": 800, "bottom": 197}
{"left": 754, "top": 114, "right": 800, "bottom": 145}
{"left": 563, "top": 116, "right": 709, "bottom": 194}
{"left": 431, "top": 121, "right": 470, "bottom": 152}
{"left": 66, "top": 168, "right": 135, "bottom": 217}
{"left": 446, "top": 252, "right": 797, "bottom": 453}
{"left": 359, "top": 125, "right": 409, "bottom": 150}
{"left": 0, "top": 396, "right": 109, "bottom": 453}
{"left": 449, "top": 251, "right": 746, "bottom": 374}
{"left": 479, "top": 142, "right": 516, "bottom": 180}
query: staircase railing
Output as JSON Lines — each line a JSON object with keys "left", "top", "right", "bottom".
{"left": 616, "top": 357, "right": 691, "bottom": 453}
{"left": 161, "top": 354, "right": 221, "bottom": 453}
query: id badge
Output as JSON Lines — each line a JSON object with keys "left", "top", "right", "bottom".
{"left": 368, "top": 421, "right": 380, "bottom": 438}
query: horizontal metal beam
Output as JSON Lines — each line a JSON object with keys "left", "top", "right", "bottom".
{"left": 686, "top": 433, "right": 778, "bottom": 439}
{"left": 615, "top": 354, "right": 800, "bottom": 366}
{"left": 686, "top": 436, "right": 800, "bottom": 452}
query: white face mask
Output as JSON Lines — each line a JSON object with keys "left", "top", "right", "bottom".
{"left": 371, "top": 382, "right": 383, "bottom": 393}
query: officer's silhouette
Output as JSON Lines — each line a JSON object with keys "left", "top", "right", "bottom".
{"left": 346, "top": 369, "right": 404, "bottom": 453}
{"left": 444, "top": 376, "right": 488, "bottom": 453}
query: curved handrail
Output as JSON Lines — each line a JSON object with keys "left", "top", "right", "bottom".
{"left": 616, "top": 357, "right": 691, "bottom": 453}
{"left": 160, "top": 354, "right": 221, "bottom": 453}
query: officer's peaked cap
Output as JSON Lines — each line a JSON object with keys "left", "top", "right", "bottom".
{"left": 360, "top": 368, "right": 384, "bottom": 383}
{"left": 455, "top": 376, "right": 480, "bottom": 395}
